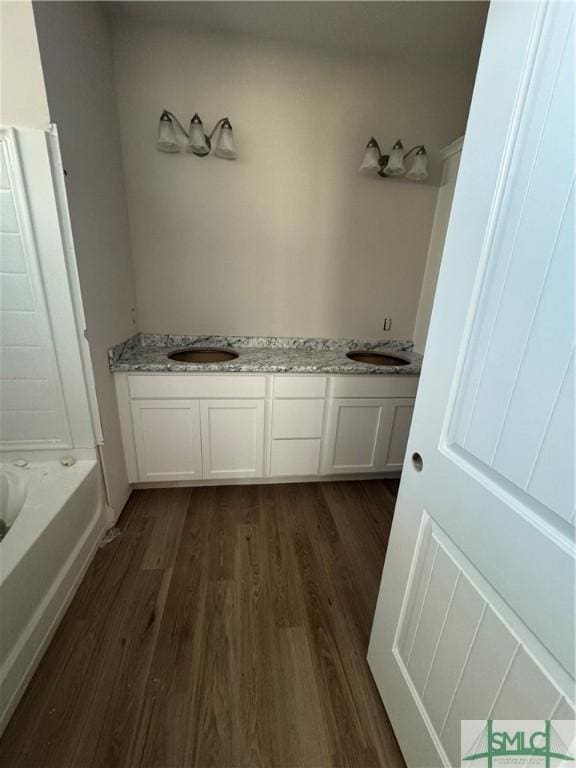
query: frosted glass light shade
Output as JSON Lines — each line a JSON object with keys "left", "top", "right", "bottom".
{"left": 359, "top": 139, "right": 381, "bottom": 173}
{"left": 406, "top": 147, "right": 428, "bottom": 181}
{"left": 157, "top": 111, "right": 180, "bottom": 153}
{"left": 186, "top": 113, "right": 210, "bottom": 156}
{"left": 214, "top": 119, "right": 237, "bottom": 159}
{"left": 384, "top": 140, "right": 405, "bottom": 176}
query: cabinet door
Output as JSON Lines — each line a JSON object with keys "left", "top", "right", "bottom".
{"left": 380, "top": 398, "right": 415, "bottom": 471}
{"left": 321, "top": 398, "right": 390, "bottom": 474}
{"left": 321, "top": 397, "right": 415, "bottom": 474}
{"left": 200, "top": 400, "right": 265, "bottom": 479}
{"left": 270, "top": 439, "right": 321, "bottom": 477}
{"left": 131, "top": 399, "right": 202, "bottom": 481}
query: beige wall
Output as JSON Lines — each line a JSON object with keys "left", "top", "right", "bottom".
{"left": 33, "top": 2, "right": 136, "bottom": 516}
{"left": 0, "top": 0, "right": 49, "bottom": 127}
{"left": 113, "top": 23, "right": 477, "bottom": 340}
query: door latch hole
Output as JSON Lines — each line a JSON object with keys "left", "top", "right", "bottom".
{"left": 412, "top": 452, "right": 423, "bottom": 472}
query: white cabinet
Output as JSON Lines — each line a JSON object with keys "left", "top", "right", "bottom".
{"left": 322, "top": 398, "right": 388, "bottom": 474}
{"left": 273, "top": 376, "right": 327, "bottom": 399}
{"left": 271, "top": 399, "right": 324, "bottom": 439}
{"left": 382, "top": 399, "right": 415, "bottom": 471}
{"left": 269, "top": 379, "right": 326, "bottom": 477}
{"left": 131, "top": 397, "right": 265, "bottom": 482}
{"left": 116, "top": 372, "right": 418, "bottom": 484}
{"left": 270, "top": 439, "right": 321, "bottom": 476}
{"left": 131, "top": 399, "right": 202, "bottom": 481}
{"left": 321, "top": 397, "right": 414, "bottom": 475}
{"left": 200, "top": 400, "right": 264, "bottom": 479}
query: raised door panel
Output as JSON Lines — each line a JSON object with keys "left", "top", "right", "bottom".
{"left": 200, "top": 400, "right": 264, "bottom": 479}
{"left": 272, "top": 399, "right": 325, "bottom": 439}
{"left": 270, "top": 439, "right": 321, "bottom": 476}
{"left": 131, "top": 399, "right": 202, "bottom": 481}
{"left": 387, "top": 513, "right": 574, "bottom": 768}
{"left": 321, "top": 398, "right": 389, "bottom": 474}
{"left": 382, "top": 398, "right": 415, "bottom": 470}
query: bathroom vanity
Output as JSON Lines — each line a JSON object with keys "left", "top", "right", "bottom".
{"left": 110, "top": 335, "right": 421, "bottom": 485}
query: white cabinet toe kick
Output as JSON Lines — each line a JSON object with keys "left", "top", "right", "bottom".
{"left": 114, "top": 373, "right": 419, "bottom": 485}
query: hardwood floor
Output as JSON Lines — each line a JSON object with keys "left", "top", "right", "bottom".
{"left": 0, "top": 480, "right": 405, "bottom": 768}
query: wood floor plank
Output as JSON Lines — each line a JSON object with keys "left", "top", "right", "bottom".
{"left": 321, "top": 482, "right": 388, "bottom": 605}
{"left": 285, "top": 489, "right": 375, "bottom": 766}
{"left": 301, "top": 482, "right": 375, "bottom": 641}
{"left": 141, "top": 487, "right": 190, "bottom": 571}
{"left": 290, "top": 484, "right": 405, "bottom": 768}
{"left": 187, "top": 578, "right": 239, "bottom": 768}
{"left": 206, "top": 486, "right": 237, "bottom": 582}
{"left": 274, "top": 626, "right": 333, "bottom": 768}
{"left": 234, "top": 512, "right": 278, "bottom": 768}
{"left": 70, "top": 568, "right": 169, "bottom": 768}
{"left": 0, "top": 480, "right": 405, "bottom": 768}
{"left": 128, "top": 488, "right": 212, "bottom": 768}
{"left": 260, "top": 484, "right": 306, "bottom": 629}
{"left": 358, "top": 480, "right": 397, "bottom": 546}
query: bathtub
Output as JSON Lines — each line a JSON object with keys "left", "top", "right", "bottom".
{"left": 0, "top": 459, "right": 107, "bottom": 734}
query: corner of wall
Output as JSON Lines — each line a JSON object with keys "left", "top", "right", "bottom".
{"left": 0, "top": 0, "right": 50, "bottom": 128}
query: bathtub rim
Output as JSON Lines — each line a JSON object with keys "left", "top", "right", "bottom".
{"left": 0, "top": 459, "right": 100, "bottom": 581}
{"left": 0, "top": 459, "right": 107, "bottom": 735}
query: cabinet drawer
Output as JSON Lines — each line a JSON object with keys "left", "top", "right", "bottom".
{"left": 272, "top": 399, "right": 324, "bottom": 439}
{"left": 328, "top": 375, "right": 419, "bottom": 399}
{"left": 270, "top": 439, "right": 320, "bottom": 476}
{"left": 273, "top": 376, "right": 326, "bottom": 398}
{"left": 128, "top": 374, "right": 266, "bottom": 400}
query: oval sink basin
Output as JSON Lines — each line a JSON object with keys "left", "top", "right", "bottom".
{"left": 346, "top": 351, "right": 410, "bottom": 367}
{"left": 167, "top": 348, "right": 239, "bottom": 364}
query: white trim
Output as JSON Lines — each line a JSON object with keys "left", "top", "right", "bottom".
{"left": 133, "top": 470, "right": 401, "bottom": 490}
{"left": 46, "top": 126, "right": 104, "bottom": 445}
{"left": 440, "top": 136, "right": 464, "bottom": 161}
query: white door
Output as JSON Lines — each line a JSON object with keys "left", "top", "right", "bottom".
{"left": 321, "top": 398, "right": 390, "bottom": 474}
{"left": 200, "top": 399, "right": 265, "bottom": 479}
{"left": 368, "top": 3, "right": 575, "bottom": 767}
{"left": 131, "top": 399, "right": 202, "bottom": 481}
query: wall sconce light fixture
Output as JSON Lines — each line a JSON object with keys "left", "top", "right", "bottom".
{"left": 157, "top": 110, "right": 237, "bottom": 159}
{"left": 359, "top": 138, "right": 428, "bottom": 181}
{"left": 157, "top": 111, "right": 185, "bottom": 153}
{"left": 187, "top": 113, "right": 210, "bottom": 156}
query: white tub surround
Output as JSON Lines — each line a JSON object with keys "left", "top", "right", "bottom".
{"left": 0, "top": 128, "right": 101, "bottom": 456}
{"left": 0, "top": 460, "right": 106, "bottom": 734}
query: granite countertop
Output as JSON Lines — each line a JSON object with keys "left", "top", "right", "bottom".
{"left": 108, "top": 334, "right": 422, "bottom": 375}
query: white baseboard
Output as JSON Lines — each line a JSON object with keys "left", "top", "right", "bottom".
{"left": 134, "top": 471, "right": 401, "bottom": 490}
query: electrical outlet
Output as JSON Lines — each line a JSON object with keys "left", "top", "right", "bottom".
{"left": 382, "top": 317, "right": 392, "bottom": 331}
